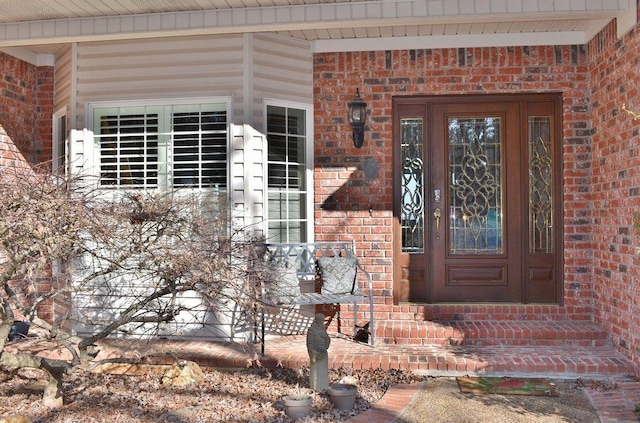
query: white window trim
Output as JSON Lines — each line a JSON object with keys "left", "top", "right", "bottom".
{"left": 87, "top": 97, "right": 233, "bottom": 119}
{"left": 263, "top": 98, "right": 314, "bottom": 243}
{"left": 52, "top": 106, "right": 68, "bottom": 174}
{"left": 86, "top": 96, "right": 233, "bottom": 190}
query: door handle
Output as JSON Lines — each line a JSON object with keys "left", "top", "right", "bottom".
{"left": 434, "top": 208, "right": 441, "bottom": 240}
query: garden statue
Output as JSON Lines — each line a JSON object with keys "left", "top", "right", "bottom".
{"left": 307, "top": 313, "right": 331, "bottom": 391}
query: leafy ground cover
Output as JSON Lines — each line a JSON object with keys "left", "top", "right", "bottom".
{"left": 0, "top": 365, "right": 419, "bottom": 422}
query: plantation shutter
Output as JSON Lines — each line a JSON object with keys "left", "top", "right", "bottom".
{"left": 171, "top": 104, "right": 228, "bottom": 189}
{"left": 96, "top": 107, "right": 160, "bottom": 188}
{"left": 91, "top": 102, "right": 228, "bottom": 190}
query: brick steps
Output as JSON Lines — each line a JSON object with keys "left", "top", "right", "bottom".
{"left": 98, "top": 320, "right": 635, "bottom": 379}
{"left": 134, "top": 334, "right": 636, "bottom": 379}
{"left": 374, "top": 320, "right": 610, "bottom": 347}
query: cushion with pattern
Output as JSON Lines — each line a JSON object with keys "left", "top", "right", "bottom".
{"left": 318, "top": 256, "right": 360, "bottom": 296}
{"left": 265, "top": 259, "right": 301, "bottom": 304}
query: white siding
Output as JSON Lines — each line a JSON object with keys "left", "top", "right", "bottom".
{"left": 70, "top": 33, "right": 311, "bottom": 132}
{"left": 231, "top": 124, "right": 266, "bottom": 232}
{"left": 65, "top": 32, "right": 311, "bottom": 342}
{"left": 75, "top": 34, "right": 245, "bottom": 128}
{"left": 73, "top": 288, "right": 253, "bottom": 342}
{"left": 53, "top": 44, "right": 73, "bottom": 117}
{"left": 70, "top": 123, "right": 266, "bottom": 343}
{"left": 250, "top": 33, "right": 312, "bottom": 133}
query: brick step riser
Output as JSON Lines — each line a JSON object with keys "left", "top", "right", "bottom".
{"left": 373, "top": 321, "right": 611, "bottom": 348}
{"left": 376, "top": 337, "right": 611, "bottom": 347}
{"left": 364, "top": 306, "right": 592, "bottom": 323}
{"left": 100, "top": 336, "right": 637, "bottom": 380}
{"left": 254, "top": 354, "right": 634, "bottom": 378}
{"left": 383, "top": 314, "right": 591, "bottom": 322}
{"left": 105, "top": 354, "right": 634, "bottom": 378}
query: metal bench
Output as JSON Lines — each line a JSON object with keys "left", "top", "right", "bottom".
{"left": 259, "top": 241, "right": 374, "bottom": 355}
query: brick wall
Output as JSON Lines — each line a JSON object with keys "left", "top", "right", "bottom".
{"left": 1, "top": 52, "right": 56, "bottom": 322}
{"left": 0, "top": 124, "right": 27, "bottom": 170}
{"left": 313, "top": 45, "right": 593, "bottom": 322}
{"left": 588, "top": 16, "right": 640, "bottom": 370}
{"left": 0, "top": 51, "right": 54, "bottom": 168}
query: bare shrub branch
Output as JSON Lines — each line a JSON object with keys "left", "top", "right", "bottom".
{"left": 0, "top": 165, "right": 266, "bottom": 406}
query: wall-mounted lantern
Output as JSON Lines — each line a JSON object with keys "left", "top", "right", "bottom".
{"left": 348, "top": 89, "right": 367, "bottom": 148}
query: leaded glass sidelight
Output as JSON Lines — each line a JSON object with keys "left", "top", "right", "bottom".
{"left": 401, "top": 118, "right": 425, "bottom": 253}
{"left": 529, "top": 116, "right": 553, "bottom": 253}
{"left": 449, "top": 117, "right": 503, "bottom": 255}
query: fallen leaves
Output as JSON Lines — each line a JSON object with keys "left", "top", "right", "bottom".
{"left": 0, "top": 365, "right": 420, "bottom": 422}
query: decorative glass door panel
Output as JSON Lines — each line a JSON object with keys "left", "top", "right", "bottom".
{"left": 449, "top": 117, "right": 503, "bottom": 255}
{"left": 401, "top": 118, "right": 425, "bottom": 254}
{"left": 431, "top": 104, "right": 521, "bottom": 302}
{"left": 528, "top": 116, "right": 553, "bottom": 254}
{"left": 393, "top": 94, "right": 562, "bottom": 304}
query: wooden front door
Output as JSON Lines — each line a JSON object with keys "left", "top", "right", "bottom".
{"left": 393, "top": 94, "right": 563, "bottom": 304}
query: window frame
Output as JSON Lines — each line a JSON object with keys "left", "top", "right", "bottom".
{"left": 52, "top": 107, "right": 68, "bottom": 175}
{"left": 87, "top": 97, "right": 232, "bottom": 191}
{"left": 264, "top": 99, "right": 314, "bottom": 243}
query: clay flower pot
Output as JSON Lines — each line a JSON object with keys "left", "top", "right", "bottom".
{"left": 327, "top": 383, "right": 357, "bottom": 410}
{"left": 282, "top": 394, "right": 313, "bottom": 420}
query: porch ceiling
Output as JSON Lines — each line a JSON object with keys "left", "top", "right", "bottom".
{"left": 0, "top": 0, "right": 636, "bottom": 57}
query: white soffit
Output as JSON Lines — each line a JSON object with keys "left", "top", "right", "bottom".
{"left": 0, "top": 46, "right": 53, "bottom": 65}
{"left": 0, "top": 0, "right": 635, "bottom": 53}
{"left": 312, "top": 31, "right": 586, "bottom": 53}
{"left": 310, "top": 17, "right": 614, "bottom": 51}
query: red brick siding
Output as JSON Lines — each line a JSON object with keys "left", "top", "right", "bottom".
{"left": 0, "top": 124, "right": 28, "bottom": 169}
{"left": 0, "top": 51, "right": 53, "bottom": 168}
{"left": 313, "top": 45, "right": 593, "bottom": 321}
{"left": 588, "top": 17, "right": 640, "bottom": 370}
{"left": 1, "top": 52, "right": 56, "bottom": 322}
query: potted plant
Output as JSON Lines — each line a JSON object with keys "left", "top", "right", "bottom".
{"left": 281, "top": 386, "right": 313, "bottom": 420}
{"left": 327, "top": 383, "right": 357, "bottom": 410}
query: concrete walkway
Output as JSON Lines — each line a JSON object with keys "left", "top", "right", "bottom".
{"left": 349, "top": 377, "right": 640, "bottom": 423}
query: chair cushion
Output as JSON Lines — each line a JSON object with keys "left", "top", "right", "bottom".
{"left": 265, "top": 259, "right": 301, "bottom": 304}
{"left": 318, "top": 256, "right": 360, "bottom": 296}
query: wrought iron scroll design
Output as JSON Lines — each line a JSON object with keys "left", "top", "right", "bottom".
{"left": 401, "top": 119, "right": 425, "bottom": 253}
{"left": 529, "top": 116, "right": 553, "bottom": 253}
{"left": 449, "top": 117, "right": 502, "bottom": 254}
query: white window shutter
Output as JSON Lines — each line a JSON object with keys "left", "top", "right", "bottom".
{"left": 230, "top": 124, "right": 266, "bottom": 235}
{"left": 69, "top": 129, "right": 95, "bottom": 176}
{"left": 245, "top": 125, "right": 266, "bottom": 232}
